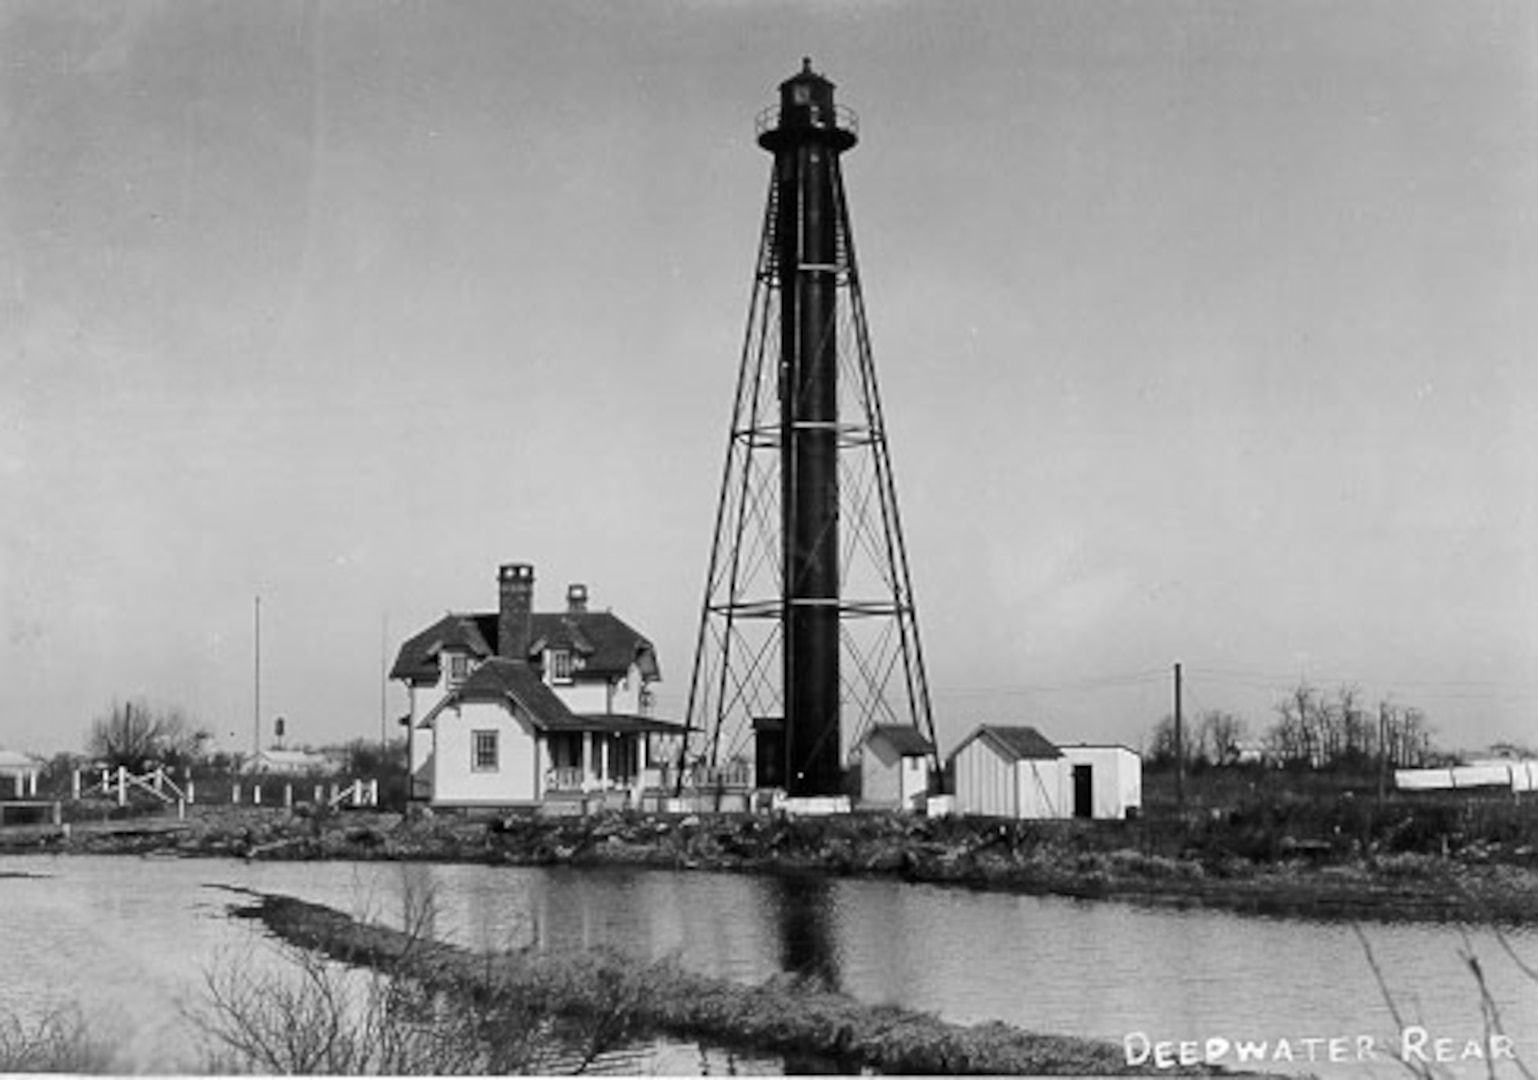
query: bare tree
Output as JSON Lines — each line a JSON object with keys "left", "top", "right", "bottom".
{"left": 1198, "top": 710, "right": 1247, "bottom": 766}
{"left": 1147, "top": 714, "right": 1204, "bottom": 769}
{"left": 86, "top": 699, "right": 209, "bottom": 772}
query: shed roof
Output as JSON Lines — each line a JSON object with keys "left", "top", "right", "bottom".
{"left": 573, "top": 713, "right": 687, "bottom": 736}
{"left": 953, "top": 725, "right": 1062, "bottom": 762}
{"left": 861, "top": 724, "right": 935, "bottom": 757}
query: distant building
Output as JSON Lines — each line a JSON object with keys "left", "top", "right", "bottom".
{"left": 390, "top": 563, "right": 679, "bottom": 809}
{"left": 0, "top": 749, "right": 42, "bottom": 798}
{"left": 240, "top": 749, "right": 333, "bottom": 776}
{"left": 856, "top": 724, "right": 935, "bottom": 811}
{"left": 948, "top": 725, "right": 1141, "bottom": 820}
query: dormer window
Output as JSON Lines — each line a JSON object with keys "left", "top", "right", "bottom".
{"left": 448, "top": 653, "right": 470, "bottom": 687}
{"left": 550, "top": 649, "right": 573, "bottom": 685}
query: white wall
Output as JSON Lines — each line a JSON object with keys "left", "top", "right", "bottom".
{"left": 952, "top": 737, "right": 1014, "bottom": 816}
{"left": 408, "top": 684, "right": 435, "bottom": 784}
{"left": 431, "top": 701, "right": 539, "bottom": 805}
{"left": 548, "top": 662, "right": 648, "bottom": 716}
{"left": 859, "top": 743, "right": 930, "bottom": 810}
{"left": 1059, "top": 746, "right": 1142, "bottom": 819}
{"left": 860, "top": 742, "right": 902, "bottom": 807}
{"left": 900, "top": 755, "right": 930, "bottom": 808}
{"left": 1013, "top": 759, "right": 1069, "bottom": 819}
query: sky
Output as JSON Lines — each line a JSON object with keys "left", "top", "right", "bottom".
{"left": 2, "top": 0, "right": 1535, "bottom": 759}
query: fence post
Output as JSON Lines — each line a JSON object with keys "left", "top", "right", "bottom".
{"left": 284, "top": 784, "right": 293, "bottom": 808}
{"left": 178, "top": 799, "right": 186, "bottom": 821}
{"left": 117, "top": 766, "right": 127, "bottom": 807}
{"left": 72, "top": 770, "right": 81, "bottom": 800}
{"left": 368, "top": 779, "right": 379, "bottom": 806}
{"left": 232, "top": 781, "right": 241, "bottom": 805}
{"left": 52, "top": 801, "right": 62, "bottom": 827}
{"left": 253, "top": 784, "right": 262, "bottom": 806}
{"left": 351, "top": 780, "right": 361, "bottom": 806}
{"left": 187, "top": 779, "right": 196, "bottom": 805}
{"left": 153, "top": 768, "right": 164, "bottom": 795}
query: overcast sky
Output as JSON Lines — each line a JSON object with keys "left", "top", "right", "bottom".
{"left": 2, "top": 0, "right": 1534, "bottom": 758}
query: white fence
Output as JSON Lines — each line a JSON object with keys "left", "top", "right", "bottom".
{"left": 75, "top": 767, "right": 380, "bottom": 812}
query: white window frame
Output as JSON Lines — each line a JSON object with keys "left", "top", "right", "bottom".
{"left": 471, "top": 729, "right": 499, "bottom": 772}
{"left": 550, "top": 649, "right": 574, "bottom": 685}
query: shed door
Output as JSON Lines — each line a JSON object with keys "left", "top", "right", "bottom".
{"left": 1072, "top": 764, "right": 1094, "bottom": 819}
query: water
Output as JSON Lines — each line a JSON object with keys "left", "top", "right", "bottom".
{"left": 1, "top": 854, "right": 1534, "bottom": 1075}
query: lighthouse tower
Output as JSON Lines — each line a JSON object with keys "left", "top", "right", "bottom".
{"left": 685, "top": 60, "right": 936, "bottom": 797}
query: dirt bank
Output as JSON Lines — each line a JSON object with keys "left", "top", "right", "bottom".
{"left": 221, "top": 886, "right": 1209, "bottom": 1076}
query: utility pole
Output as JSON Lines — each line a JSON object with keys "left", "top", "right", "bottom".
{"left": 380, "top": 612, "right": 389, "bottom": 750}
{"left": 253, "top": 595, "right": 262, "bottom": 760}
{"left": 1174, "top": 661, "right": 1184, "bottom": 820}
{"left": 1377, "top": 700, "right": 1387, "bottom": 808}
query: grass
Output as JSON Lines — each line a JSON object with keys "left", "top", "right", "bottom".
{"left": 0, "top": 1007, "right": 114, "bottom": 1074}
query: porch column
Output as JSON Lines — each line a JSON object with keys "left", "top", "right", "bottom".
{"left": 534, "top": 735, "right": 548, "bottom": 800}
{"left": 582, "top": 732, "right": 594, "bottom": 793}
{"left": 638, "top": 734, "right": 649, "bottom": 783}
{"left": 599, "top": 737, "right": 609, "bottom": 789}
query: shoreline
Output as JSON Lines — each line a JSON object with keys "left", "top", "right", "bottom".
{"left": 2, "top": 805, "right": 1535, "bottom": 925}
{"left": 218, "top": 885, "right": 1214, "bottom": 1075}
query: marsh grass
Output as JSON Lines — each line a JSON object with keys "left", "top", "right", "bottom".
{"left": 226, "top": 888, "right": 1184, "bottom": 1075}
{"left": 0, "top": 1006, "right": 115, "bottom": 1073}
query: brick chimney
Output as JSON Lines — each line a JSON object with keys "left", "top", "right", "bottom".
{"left": 566, "top": 583, "right": 588, "bottom": 614}
{"left": 497, "top": 563, "right": 535, "bottom": 660}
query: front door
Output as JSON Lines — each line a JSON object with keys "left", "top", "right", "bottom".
{"left": 1073, "top": 764, "right": 1094, "bottom": 819}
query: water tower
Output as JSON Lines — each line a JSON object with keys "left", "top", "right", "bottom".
{"left": 684, "top": 60, "right": 936, "bottom": 797}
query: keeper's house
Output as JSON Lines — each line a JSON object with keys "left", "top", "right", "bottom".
{"left": 390, "top": 563, "right": 681, "bottom": 809}
{"left": 949, "top": 725, "right": 1141, "bottom": 820}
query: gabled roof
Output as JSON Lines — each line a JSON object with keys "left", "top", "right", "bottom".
{"left": 419, "top": 662, "right": 684, "bottom": 735}
{"left": 534, "top": 612, "right": 659, "bottom": 680}
{"left": 391, "top": 610, "right": 659, "bottom": 685}
{"left": 423, "top": 658, "right": 578, "bottom": 731}
{"left": 390, "top": 614, "right": 495, "bottom": 682}
{"left": 861, "top": 724, "right": 935, "bottom": 757}
{"left": 952, "top": 725, "right": 1062, "bottom": 762}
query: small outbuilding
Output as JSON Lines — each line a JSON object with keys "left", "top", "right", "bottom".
{"left": 949, "top": 725, "right": 1065, "bottom": 819}
{"left": 948, "top": 727, "right": 1142, "bottom": 820}
{"left": 857, "top": 724, "right": 935, "bottom": 811}
{"left": 1057, "top": 744, "right": 1142, "bottom": 820}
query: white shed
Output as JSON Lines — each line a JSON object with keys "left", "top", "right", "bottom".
{"left": 857, "top": 724, "right": 935, "bottom": 811}
{"left": 949, "top": 726, "right": 1068, "bottom": 819}
{"left": 1057, "top": 744, "right": 1142, "bottom": 820}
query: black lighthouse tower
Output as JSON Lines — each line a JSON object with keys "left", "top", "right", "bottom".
{"left": 686, "top": 61, "right": 936, "bottom": 796}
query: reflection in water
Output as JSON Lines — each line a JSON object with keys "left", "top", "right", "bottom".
{"left": 769, "top": 874, "right": 840, "bottom": 989}
{"left": 2, "top": 855, "right": 1535, "bottom": 1078}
